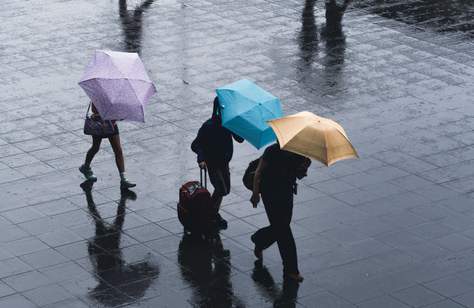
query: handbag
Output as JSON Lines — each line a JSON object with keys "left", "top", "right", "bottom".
{"left": 83, "top": 104, "right": 116, "bottom": 137}
{"left": 242, "top": 158, "right": 260, "bottom": 190}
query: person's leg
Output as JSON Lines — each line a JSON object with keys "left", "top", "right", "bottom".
{"left": 265, "top": 192, "right": 301, "bottom": 281}
{"left": 108, "top": 134, "right": 124, "bottom": 173}
{"left": 250, "top": 192, "right": 279, "bottom": 260}
{"left": 108, "top": 134, "right": 135, "bottom": 188}
{"left": 207, "top": 165, "right": 229, "bottom": 229}
{"left": 80, "top": 136, "right": 102, "bottom": 181}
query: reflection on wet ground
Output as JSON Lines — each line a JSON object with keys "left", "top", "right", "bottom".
{"left": 82, "top": 182, "right": 159, "bottom": 306}
{"left": 119, "top": 0, "right": 155, "bottom": 53}
{"left": 178, "top": 233, "right": 244, "bottom": 307}
{"left": 252, "top": 261, "right": 300, "bottom": 308}
{"left": 356, "top": 0, "right": 473, "bottom": 37}
{"left": 297, "top": 0, "right": 348, "bottom": 100}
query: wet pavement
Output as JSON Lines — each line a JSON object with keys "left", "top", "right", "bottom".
{"left": 0, "top": 0, "right": 473, "bottom": 307}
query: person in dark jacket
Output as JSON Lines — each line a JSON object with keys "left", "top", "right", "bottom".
{"left": 191, "top": 97, "right": 244, "bottom": 229}
{"left": 250, "top": 143, "right": 311, "bottom": 282}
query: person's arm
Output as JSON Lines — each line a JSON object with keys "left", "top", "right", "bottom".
{"left": 250, "top": 158, "right": 266, "bottom": 208}
{"left": 191, "top": 125, "right": 207, "bottom": 167}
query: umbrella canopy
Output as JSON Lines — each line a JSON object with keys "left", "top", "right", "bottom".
{"left": 268, "top": 111, "right": 358, "bottom": 166}
{"left": 216, "top": 79, "right": 283, "bottom": 149}
{"left": 79, "top": 50, "right": 156, "bottom": 122}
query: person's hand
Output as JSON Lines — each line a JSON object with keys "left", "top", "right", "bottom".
{"left": 199, "top": 161, "right": 207, "bottom": 170}
{"left": 250, "top": 193, "right": 260, "bottom": 208}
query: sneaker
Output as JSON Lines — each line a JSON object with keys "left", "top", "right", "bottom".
{"left": 215, "top": 213, "right": 228, "bottom": 230}
{"left": 120, "top": 178, "right": 136, "bottom": 190}
{"left": 79, "top": 165, "right": 97, "bottom": 182}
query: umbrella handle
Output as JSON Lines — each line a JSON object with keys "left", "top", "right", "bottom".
{"left": 200, "top": 168, "right": 207, "bottom": 189}
{"left": 85, "top": 103, "right": 91, "bottom": 119}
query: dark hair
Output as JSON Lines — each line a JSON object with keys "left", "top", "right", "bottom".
{"left": 212, "top": 97, "right": 221, "bottom": 122}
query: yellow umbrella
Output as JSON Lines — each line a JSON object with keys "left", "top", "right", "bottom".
{"left": 267, "top": 111, "right": 358, "bottom": 166}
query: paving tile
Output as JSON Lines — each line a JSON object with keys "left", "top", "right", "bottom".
{"left": 423, "top": 300, "right": 467, "bottom": 308}
{"left": 0, "top": 294, "right": 37, "bottom": 308}
{"left": 299, "top": 291, "right": 356, "bottom": 307}
{"left": 19, "top": 249, "right": 69, "bottom": 269}
{"left": 23, "top": 284, "right": 73, "bottom": 307}
{"left": 424, "top": 275, "right": 474, "bottom": 297}
{"left": 3, "top": 270, "right": 52, "bottom": 292}
{"left": 454, "top": 290, "right": 474, "bottom": 308}
{"left": 357, "top": 295, "right": 410, "bottom": 308}
{"left": 0, "top": 281, "right": 16, "bottom": 298}
{"left": 391, "top": 284, "right": 446, "bottom": 307}
{"left": 434, "top": 234, "right": 474, "bottom": 252}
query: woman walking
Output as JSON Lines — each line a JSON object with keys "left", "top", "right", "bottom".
{"left": 250, "top": 143, "right": 311, "bottom": 282}
{"left": 79, "top": 102, "right": 136, "bottom": 189}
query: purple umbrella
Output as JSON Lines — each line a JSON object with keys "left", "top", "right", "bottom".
{"left": 79, "top": 50, "right": 156, "bottom": 122}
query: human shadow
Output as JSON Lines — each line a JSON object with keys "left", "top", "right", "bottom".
{"left": 81, "top": 181, "right": 159, "bottom": 306}
{"left": 119, "top": 0, "right": 155, "bottom": 53}
{"left": 251, "top": 261, "right": 300, "bottom": 308}
{"left": 178, "top": 233, "right": 245, "bottom": 307}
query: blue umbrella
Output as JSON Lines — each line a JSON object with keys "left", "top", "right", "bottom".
{"left": 216, "top": 79, "right": 283, "bottom": 149}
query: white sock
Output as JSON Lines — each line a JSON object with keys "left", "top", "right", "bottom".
{"left": 120, "top": 172, "right": 127, "bottom": 181}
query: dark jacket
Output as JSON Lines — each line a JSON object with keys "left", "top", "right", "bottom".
{"left": 191, "top": 118, "right": 244, "bottom": 165}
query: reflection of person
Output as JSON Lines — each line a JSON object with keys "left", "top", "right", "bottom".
{"left": 252, "top": 261, "right": 300, "bottom": 308}
{"left": 250, "top": 143, "right": 311, "bottom": 282}
{"left": 82, "top": 182, "right": 159, "bottom": 306}
{"left": 323, "top": 0, "right": 352, "bottom": 37}
{"left": 191, "top": 97, "right": 244, "bottom": 230}
{"left": 79, "top": 102, "right": 135, "bottom": 189}
{"left": 298, "top": 0, "right": 318, "bottom": 65}
{"left": 178, "top": 234, "right": 244, "bottom": 307}
{"left": 119, "top": 0, "right": 154, "bottom": 53}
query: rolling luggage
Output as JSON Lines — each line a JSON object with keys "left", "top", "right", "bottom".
{"left": 177, "top": 169, "right": 217, "bottom": 235}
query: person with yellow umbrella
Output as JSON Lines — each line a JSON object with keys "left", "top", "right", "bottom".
{"left": 250, "top": 111, "right": 358, "bottom": 282}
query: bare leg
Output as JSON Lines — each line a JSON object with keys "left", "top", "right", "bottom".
{"left": 109, "top": 134, "right": 136, "bottom": 188}
{"left": 85, "top": 136, "right": 102, "bottom": 167}
{"left": 108, "top": 134, "right": 125, "bottom": 173}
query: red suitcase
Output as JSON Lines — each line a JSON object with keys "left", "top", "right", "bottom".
{"left": 177, "top": 169, "right": 217, "bottom": 235}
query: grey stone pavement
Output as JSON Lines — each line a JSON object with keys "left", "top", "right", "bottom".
{"left": 0, "top": 0, "right": 473, "bottom": 307}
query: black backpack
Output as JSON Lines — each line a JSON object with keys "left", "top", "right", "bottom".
{"left": 242, "top": 158, "right": 260, "bottom": 190}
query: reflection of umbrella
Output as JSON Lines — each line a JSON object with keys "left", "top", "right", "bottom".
{"left": 216, "top": 79, "right": 282, "bottom": 149}
{"left": 268, "top": 111, "right": 358, "bottom": 166}
{"left": 81, "top": 184, "right": 159, "bottom": 307}
{"left": 79, "top": 50, "right": 156, "bottom": 122}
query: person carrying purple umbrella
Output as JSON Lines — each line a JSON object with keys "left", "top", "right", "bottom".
{"left": 79, "top": 102, "right": 136, "bottom": 189}
{"left": 78, "top": 50, "right": 157, "bottom": 189}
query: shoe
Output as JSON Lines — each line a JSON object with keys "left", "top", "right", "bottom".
{"left": 251, "top": 234, "right": 263, "bottom": 260}
{"left": 284, "top": 272, "right": 304, "bottom": 283}
{"left": 79, "top": 165, "right": 97, "bottom": 182}
{"left": 215, "top": 213, "right": 228, "bottom": 230}
{"left": 120, "top": 178, "right": 136, "bottom": 190}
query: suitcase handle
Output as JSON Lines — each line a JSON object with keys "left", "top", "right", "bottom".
{"left": 200, "top": 168, "right": 207, "bottom": 189}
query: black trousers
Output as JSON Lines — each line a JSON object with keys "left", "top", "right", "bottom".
{"left": 252, "top": 188, "right": 298, "bottom": 274}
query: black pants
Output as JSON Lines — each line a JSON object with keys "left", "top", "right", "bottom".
{"left": 252, "top": 188, "right": 298, "bottom": 274}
